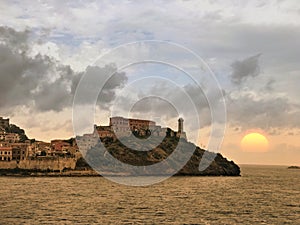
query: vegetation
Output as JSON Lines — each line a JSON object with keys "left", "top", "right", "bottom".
{"left": 79, "top": 135, "right": 240, "bottom": 176}
{"left": 5, "top": 124, "right": 28, "bottom": 142}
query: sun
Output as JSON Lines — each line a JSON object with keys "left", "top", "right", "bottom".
{"left": 241, "top": 132, "right": 269, "bottom": 152}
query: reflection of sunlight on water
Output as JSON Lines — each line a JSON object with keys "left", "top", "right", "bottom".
{"left": 106, "top": 176, "right": 169, "bottom": 186}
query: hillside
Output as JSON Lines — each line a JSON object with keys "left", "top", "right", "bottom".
{"left": 5, "top": 124, "right": 28, "bottom": 142}
{"left": 78, "top": 136, "right": 240, "bottom": 176}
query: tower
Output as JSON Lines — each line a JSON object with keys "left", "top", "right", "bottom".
{"left": 178, "top": 118, "right": 184, "bottom": 133}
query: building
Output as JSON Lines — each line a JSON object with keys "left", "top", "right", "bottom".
{"left": 101, "top": 116, "right": 187, "bottom": 139}
{"left": 0, "top": 147, "right": 13, "bottom": 161}
{"left": 109, "top": 116, "right": 156, "bottom": 136}
{"left": 0, "top": 142, "right": 10, "bottom": 147}
{"left": 11, "top": 143, "right": 29, "bottom": 160}
{"left": 12, "top": 147, "right": 26, "bottom": 161}
{"left": 98, "top": 130, "right": 115, "bottom": 138}
{"left": 28, "top": 141, "right": 51, "bottom": 157}
{"left": 176, "top": 118, "right": 187, "bottom": 139}
{"left": 109, "top": 117, "right": 131, "bottom": 135}
{"left": 51, "top": 140, "right": 71, "bottom": 151}
{"left": 129, "top": 118, "right": 156, "bottom": 131}
{"left": 4, "top": 133, "right": 20, "bottom": 143}
{"left": 76, "top": 116, "right": 187, "bottom": 148}
{"left": 0, "top": 132, "right": 6, "bottom": 140}
{"left": 0, "top": 132, "right": 20, "bottom": 143}
{"left": 95, "top": 125, "right": 115, "bottom": 139}
{"left": 76, "top": 132, "right": 99, "bottom": 157}
{"left": 178, "top": 118, "right": 184, "bottom": 133}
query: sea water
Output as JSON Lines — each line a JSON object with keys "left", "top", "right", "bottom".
{"left": 0, "top": 165, "right": 299, "bottom": 224}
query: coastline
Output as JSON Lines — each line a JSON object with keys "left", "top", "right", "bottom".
{"left": 0, "top": 169, "right": 241, "bottom": 177}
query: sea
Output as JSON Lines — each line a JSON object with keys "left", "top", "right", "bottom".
{"left": 0, "top": 165, "right": 299, "bottom": 224}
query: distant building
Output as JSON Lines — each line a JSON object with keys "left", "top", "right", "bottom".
{"left": 0, "top": 147, "right": 13, "bottom": 161}
{"left": 0, "top": 132, "right": 6, "bottom": 141}
{"left": 98, "top": 130, "right": 115, "bottom": 138}
{"left": 11, "top": 143, "right": 29, "bottom": 160}
{"left": 76, "top": 116, "right": 187, "bottom": 153}
{"left": 95, "top": 125, "right": 115, "bottom": 139}
{"left": 76, "top": 132, "right": 99, "bottom": 157}
{"left": 0, "top": 132, "right": 20, "bottom": 143}
{"left": 109, "top": 116, "right": 156, "bottom": 137}
{"left": 176, "top": 118, "right": 187, "bottom": 139}
{"left": 12, "top": 147, "right": 26, "bottom": 161}
{"left": 4, "top": 133, "right": 20, "bottom": 143}
{"left": 0, "top": 142, "right": 10, "bottom": 147}
{"left": 110, "top": 116, "right": 155, "bottom": 130}
{"left": 51, "top": 140, "right": 71, "bottom": 151}
{"left": 106, "top": 116, "right": 187, "bottom": 139}
{"left": 178, "top": 118, "right": 184, "bottom": 133}
{"left": 28, "top": 141, "right": 51, "bottom": 157}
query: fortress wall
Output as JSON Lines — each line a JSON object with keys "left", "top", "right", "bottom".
{"left": 0, "top": 161, "right": 18, "bottom": 169}
{"left": 0, "top": 158, "right": 76, "bottom": 171}
{"left": 18, "top": 158, "right": 77, "bottom": 171}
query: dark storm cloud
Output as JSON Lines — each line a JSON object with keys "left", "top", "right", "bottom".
{"left": 230, "top": 54, "right": 261, "bottom": 84}
{"left": 0, "top": 26, "right": 30, "bottom": 52}
{"left": 0, "top": 26, "right": 127, "bottom": 112}
{"left": 75, "top": 65, "right": 128, "bottom": 110}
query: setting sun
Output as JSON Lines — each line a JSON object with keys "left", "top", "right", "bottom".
{"left": 241, "top": 132, "right": 269, "bottom": 152}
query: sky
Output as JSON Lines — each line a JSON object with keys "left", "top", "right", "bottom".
{"left": 0, "top": 0, "right": 299, "bottom": 165}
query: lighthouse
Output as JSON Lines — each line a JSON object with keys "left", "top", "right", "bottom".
{"left": 178, "top": 118, "right": 184, "bottom": 133}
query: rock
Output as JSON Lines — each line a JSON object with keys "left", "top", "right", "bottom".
{"left": 84, "top": 136, "right": 240, "bottom": 176}
{"left": 288, "top": 166, "right": 300, "bottom": 169}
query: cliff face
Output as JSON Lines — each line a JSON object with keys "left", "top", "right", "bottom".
{"left": 83, "top": 136, "right": 240, "bottom": 176}
{"left": 176, "top": 148, "right": 240, "bottom": 176}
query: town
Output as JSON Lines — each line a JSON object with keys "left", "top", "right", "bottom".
{"left": 0, "top": 116, "right": 79, "bottom": 162}
{"left": 0, "top": 116, "right": 187, "bottom": 168}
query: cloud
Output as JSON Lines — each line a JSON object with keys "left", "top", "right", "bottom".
{"left": 226, "top": 90, "right": 300, "bottom": 131}
{"left": 0, "top": 26, "right": 127, "bottom": 113}
{"left": 230, "top": 54, "right": 261, "bottom": 84}
{"left": 76, "top": 64, "right": 128, "bottom": 110}
{"left": 110, "top": 77, "right": 215, "bottom": 134}
{"left": 0, "top": 1, "right": 300, "bottom": 147}
{"left": 0, "top": 27, "right": 74, "bottom": 112}
{"left": 0, "top": 26, "right": 29, "bottom": 52}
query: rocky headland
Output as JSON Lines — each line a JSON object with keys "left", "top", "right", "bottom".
{"left": 78, "top": 136, "right": 240, "bottom": 176}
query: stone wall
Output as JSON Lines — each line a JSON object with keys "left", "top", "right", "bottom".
{"left": 0, "top": 161, "right": 18, "bottom": 169}
{"left": 0, "top": 158, "right": 76, "bottom": 171}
